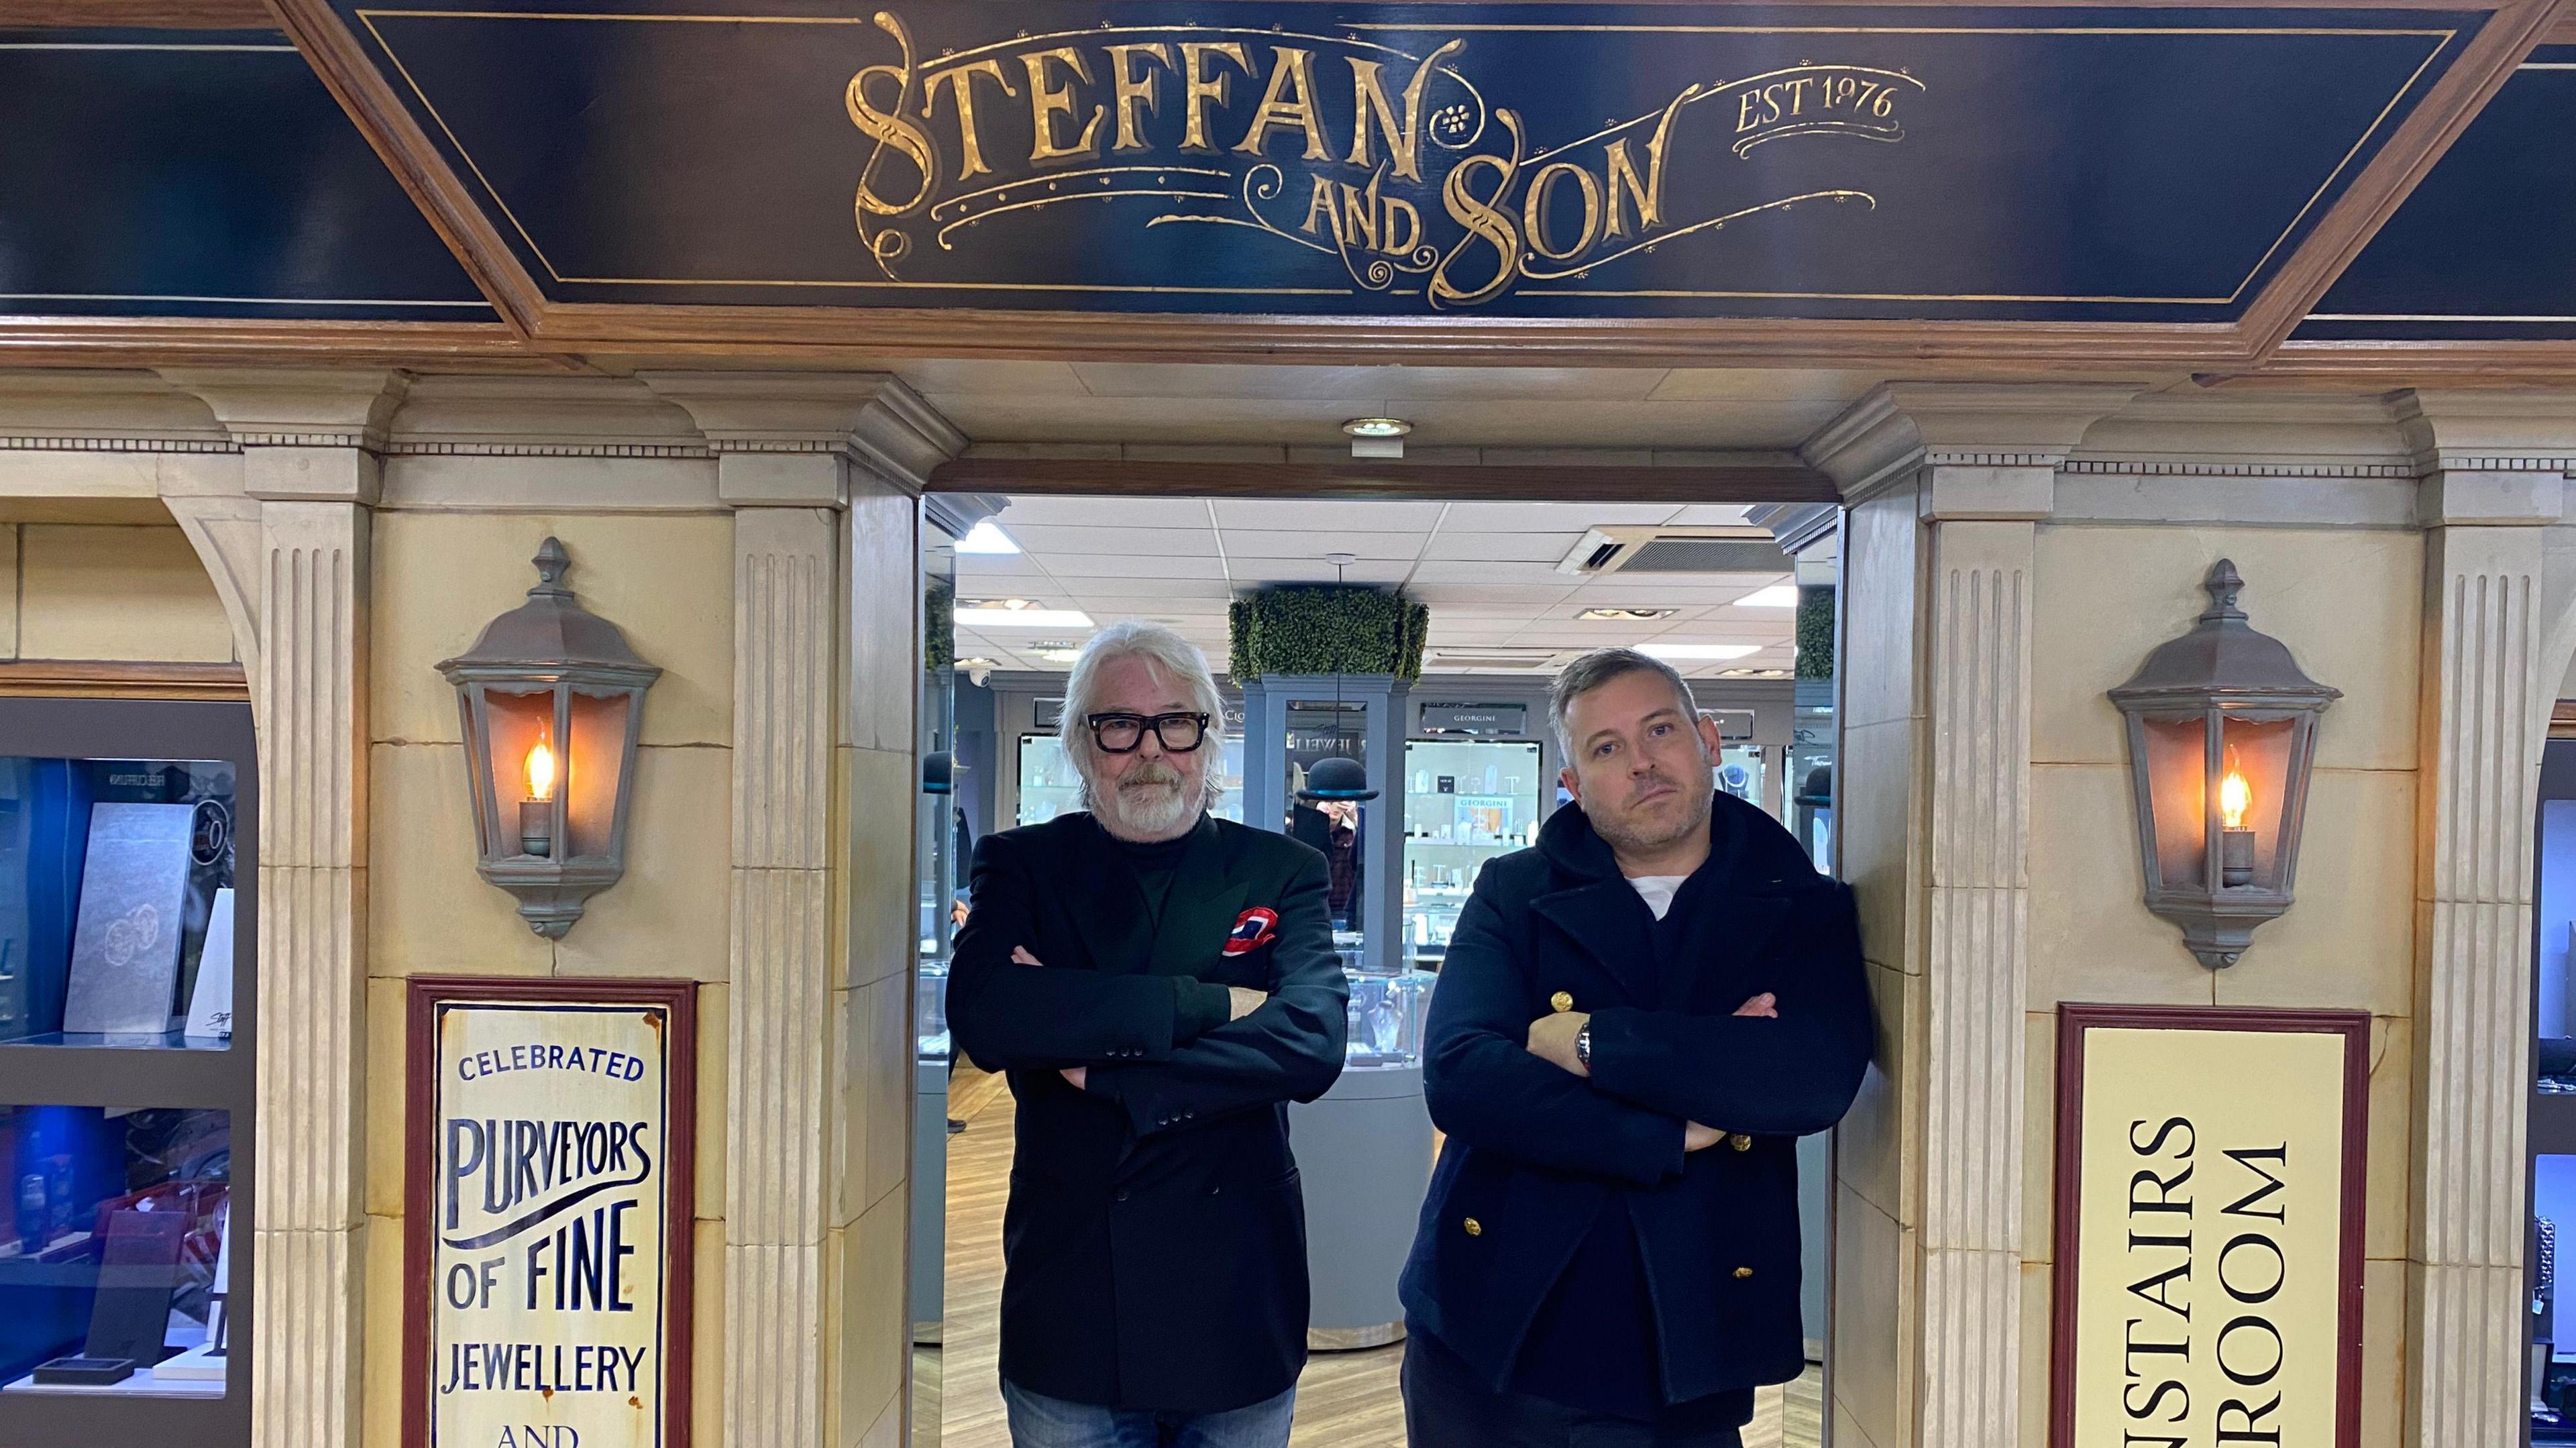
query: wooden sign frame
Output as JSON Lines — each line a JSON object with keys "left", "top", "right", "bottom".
{"left": 401, "top": 976, "right": 697, "bottom": 1448}
{"left": 2049, "top": 1003, "right": 2369, "bottom": 1448}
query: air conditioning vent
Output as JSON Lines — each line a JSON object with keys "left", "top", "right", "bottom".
{"left": 1558, "top": 525, "right": 1789, "bottom": 575}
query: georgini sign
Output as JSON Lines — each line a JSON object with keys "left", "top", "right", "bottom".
{"left": 405, "top": 979, "right": 697, "bottom": 1448}
{"left": 334, "top": 3, "right": 2477, "bottom": 321}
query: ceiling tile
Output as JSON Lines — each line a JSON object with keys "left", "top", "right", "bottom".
{"left": 1434, "top": 501, "right": 1682, "bottom": 531}
{"left": 1219, "top": 529, "right": 1428, "bottom": 560}
{"left": 1210, "top": 498, "right": 1449, "bottom": 529}
{"left": 1006, "top": 523, "right": 1218, "bottom": 555}
{"left": 1043, "top": 555, "right": 1232, "bottom": 580}
{"left": 999, "top": 496, "right": 1216, "bottom": 526}
{"left": 1409, "top": 560, "right": 1590, "bottom": 586}
{"left": 1419, "top": 531, "right": 1587, "bottom": 563}
{"left": 1231, "top": 559, "right": 1410, "bottom": 585}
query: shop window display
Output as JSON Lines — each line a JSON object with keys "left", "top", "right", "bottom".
{"left": 0, "top": 700, "right": 256, "bottom": 1439}
{"left": 2536, "top": 742, "right": 2576, "bottom": 1443}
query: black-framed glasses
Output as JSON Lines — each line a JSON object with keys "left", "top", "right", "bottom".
{"left": 1086, "top": 711, "right": 1210, "bottom": 754}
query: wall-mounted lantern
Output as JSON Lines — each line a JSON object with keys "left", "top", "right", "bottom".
{"left": 2108, "top": 560, "right": 2339, "bottom": 969}
{"left": 436, "top": 538, "right": 661, "bottom": 938}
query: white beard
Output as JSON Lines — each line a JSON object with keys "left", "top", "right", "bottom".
{"left": 1086, "top": 759, "right": 1201, "bottom": 840}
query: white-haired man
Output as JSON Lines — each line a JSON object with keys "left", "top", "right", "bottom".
{"left": 949, "top": 620, "right": 1348, "bottom": 1448}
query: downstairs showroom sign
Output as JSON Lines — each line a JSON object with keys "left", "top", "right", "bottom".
{"left": 2050, "top": 1005, "right": 2368, "bottom": 1448}
{"left": 403, "top": 979, "right": 698, "bottom": 1448}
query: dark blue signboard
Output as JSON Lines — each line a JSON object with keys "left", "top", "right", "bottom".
{"left": 332, "top": 2, "right": 2479, "bottom": 322}
{"left": 2299, "top": 48, "right": 2576, "bottom": 341}
{"left": 0, "top": 29, "right": 493, "bottom": 321}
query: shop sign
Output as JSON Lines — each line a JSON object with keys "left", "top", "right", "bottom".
{"left": 1419, "top": 702, "right": 1527, "bottom": 735}
{"left": 328, "top": 1, "right": 2473, "bottom": 323}
{"left": 404, "top": 979, "right": 697, "bottom": 1448}
{"left": 2050, "top": 1005, "right": 2367, "bottom": 1448}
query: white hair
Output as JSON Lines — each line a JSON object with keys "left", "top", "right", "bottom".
{"left": 1060, "top": 620, "right": 1228, "bottom": 810}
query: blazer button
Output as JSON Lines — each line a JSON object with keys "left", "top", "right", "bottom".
{"left": 1729, "top": 1133, "right": 1753, "bottom": 1152}
{"left": 1733, "top": 1266, "right": 1754, "bottom": 1280}
{"left": 1549, "top": 991, "right": 1574, "bottom": 1013}
{"left": 1462, "top": 1217, "right": 1483, "bottom": 1237}
{"left": 1114, "top": 1188, "right": 1130, "bottom": 1203}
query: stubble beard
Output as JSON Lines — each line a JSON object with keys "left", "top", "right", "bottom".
{"left": 1590, "top": 765, "right": 1715, "bottom": 859}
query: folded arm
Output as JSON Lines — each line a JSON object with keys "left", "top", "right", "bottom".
{"left": 1582, "top": 883, "right": 1873, "bottom": 1137}
{"left": 945, "top": 833, "right": 1233, "bottom": 1071}
{"left": 1089, "top": 850, "right": 1348, "bottom": 1136}
{"left": 1421, "top": 873, "right": 1688, "bottom": 1187}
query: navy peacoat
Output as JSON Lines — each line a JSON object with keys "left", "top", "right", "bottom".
{"left": 1398, "top": 790, "right": 1872, "bottom": 1408}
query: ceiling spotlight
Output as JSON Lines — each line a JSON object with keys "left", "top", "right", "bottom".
{"left": 1640, "top": 643, "right": 1764, "bottom": 661}
{"left": 1578, "top": 607, "right": 1677, "bottom": 621}
{"left": 1324, "top": 551, "right": 1359, "bottom": 567}
{"left": 1731, "top": 584, "right": 1801, "bottom": 608}
{"left": 956, "top": 519, "right": 1021, "bottom": 555}
{"left": 1341, "top": 417, "right": 1412, "bottom": 439}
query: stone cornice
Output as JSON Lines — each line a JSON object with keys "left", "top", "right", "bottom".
{"left": 637, "top": 371, "right": 964, "bottom": 502}
{"left": 2394, "top": 389, "right": 2576, "bottom": 478}
{"left": 156, "top": 366, "right": 411, "bottom": 450}
{"left": 1800, "top": 381, "right": 2145, "bottom": 506}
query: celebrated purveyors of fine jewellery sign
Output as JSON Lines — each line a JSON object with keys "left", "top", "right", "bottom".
{"left": 325, "top": 2, "right": 2479, "bottom": 322}
{"left": 2051, "top": 1005, "right": 2368, "bottom": 1448}
{"left": 404, "top": 979, "right": 697, "bottom": 1448}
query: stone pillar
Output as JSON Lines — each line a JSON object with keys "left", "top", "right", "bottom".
{"left": 159, "top": 368, "right": 407, "bottom": 1448}
{"left": 1805, "top": 383, "right": 2135, "bottom": 1448}
{"left": 2395, "top": 394, "right": 2572, "bottom": 1448}
{"left": 643, "top": 374, "right": 959, "bottom": 1448}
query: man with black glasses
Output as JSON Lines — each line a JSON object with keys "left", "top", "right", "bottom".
{"left": 949, "top": 620, "right": 1348, "bottom": 1448}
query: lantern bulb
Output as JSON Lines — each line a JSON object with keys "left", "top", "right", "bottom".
{"left": 527, "top": 739, "right": 557, "bottom": 801}
{"left": 2219, "top": 769, "right": 2251, "bottom": 830}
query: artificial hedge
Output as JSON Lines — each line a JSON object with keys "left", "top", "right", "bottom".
{"left": 1228, "top": 586, "right": 1429, "bottom": 683}
{"left": 1795, "top": 584, "right": 1835, "bottom": 679}
{"left": 925, "top": 578, "right": 955, "bottom": 673}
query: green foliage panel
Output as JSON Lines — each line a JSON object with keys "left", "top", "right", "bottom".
{"left": 1796, "top": 585, "right": 1835, "bottom": 680}
{"left": 1229, "top": 586, "right": 1428, "bottom": 682}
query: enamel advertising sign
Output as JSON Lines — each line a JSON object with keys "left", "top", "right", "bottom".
{"left": 404, "top": 979, "right": 697, "bottom": 1448}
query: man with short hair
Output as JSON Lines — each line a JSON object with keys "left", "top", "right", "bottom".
{"left": 948, "top": 620, "right": 1348, "bottom": 1448}
{"left": 1398, "top": 647, "right": 1872, "bottom": 1447}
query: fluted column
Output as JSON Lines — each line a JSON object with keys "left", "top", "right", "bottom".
{"left": 1806, "top": 384, "right": 2133, "bottom": 1448}
{"left": 2399, "top": 393, "right": 2569, "bottom": 1448}
{"left": 727, "top": 504, "right": 840, "bottom": 1448}
{"left": 643, "top": 372, "right": 958, "bottom": 1448}
{"left": 159, "top": 368, "right": 404, "bottom": 1448}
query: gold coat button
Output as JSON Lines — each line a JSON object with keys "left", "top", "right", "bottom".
{"left": 1550, "top": 991, "right": 1574, "bottom": 1013}
{"left": 1729, "top": 1133, "right": 1752, "bottom": 1152}
{"left": 1733, "top": 1266, "right": 1754, "bottom": 1280}
{"left": 1462, "top": 1217, "right": 1483, "bottom": 1237}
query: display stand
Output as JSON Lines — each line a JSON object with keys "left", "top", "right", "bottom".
{"left": 1288, "top": 1062, "right": 1432, "bottom": 1349}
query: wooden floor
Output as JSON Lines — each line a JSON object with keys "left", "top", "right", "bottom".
{"left": 914, "top": 1074, "right": 1821, "bottom": 1447}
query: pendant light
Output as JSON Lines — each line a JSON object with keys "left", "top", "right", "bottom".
{"left": 1297, "top": 553, "right": 1379, "bottom": 802}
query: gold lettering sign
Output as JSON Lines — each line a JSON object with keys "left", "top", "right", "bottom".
{"left": 2050, "top": 1007, "right": 2366, "bottom": 1448}
{"left": 842, "top": 12, "right": 1920, "bottom": 308}
{"left": 405, "top": 981, "right": 697, "bottom": 1448}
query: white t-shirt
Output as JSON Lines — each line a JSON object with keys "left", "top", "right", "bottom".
{"left": 1627, "top": 875, "right": 1689, "bottom": 921}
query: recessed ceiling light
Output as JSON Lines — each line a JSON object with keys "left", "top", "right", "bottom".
{"left": 956, "top": 520, "right": 1020, "bottom": 555}
{"left": 1323, "top": 551, "right": 1359, "bottom": 567}
{"left": 1731, "top": 585, "right": 1801, "bottom": 608}
{"left": 1640, "top": 643, "right": 1764, "bottom": 661}
{"left": 1340, "top": 417, "right": 1412, "bottom": 439}
{"left": 1578, "top": 607, "right": 1677, "bottom": 620}
{"left": 956, "top": 604, "right": 1093, "bottom": 628}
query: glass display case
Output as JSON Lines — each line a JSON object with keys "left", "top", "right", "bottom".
{"left": 2536, "top": 742, "right": 2576, "bottom": 1442}
{"left": 1788, "top": 682, "right": 1835, "bottom": 867}
{"left": 0, "top": 696, "right": 256, "bottom": 1439}
{"left": 1717, "top": 744, "right": 1768, "bottom": 815}
{"left": 1399, "top": 740, "right": 1542, "bottom": 970}
{"left": 1017, "top": 733, "right": 1245, "bottom": 828}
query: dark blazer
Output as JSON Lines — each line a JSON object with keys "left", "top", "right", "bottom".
{"left": 1397, "top": 791, "right": 1872, "bottom": 1407}
{"left": 947, "top": 811, "right": 1349, "bottom": 1414}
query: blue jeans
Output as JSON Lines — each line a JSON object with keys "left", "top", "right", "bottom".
{"left": 1001, "top": 1378, "right": 1297, "bottom": 1448}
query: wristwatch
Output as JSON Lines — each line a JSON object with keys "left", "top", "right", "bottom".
{"left": 1574, "top": 1024, "right": 1592, "bottom": 1069}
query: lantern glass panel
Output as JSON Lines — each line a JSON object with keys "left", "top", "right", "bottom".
{"left": 2138, "top": 715, "right": 2208, "bottom": 888}
{"left": 564, "top": 691, "right": 631, "bottom": 860}
{"left": 2218, "top": 714, "right": 2298, "bottom": 887}
{"left": 476, "top": 685, "right": 559, "bottom": 860}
